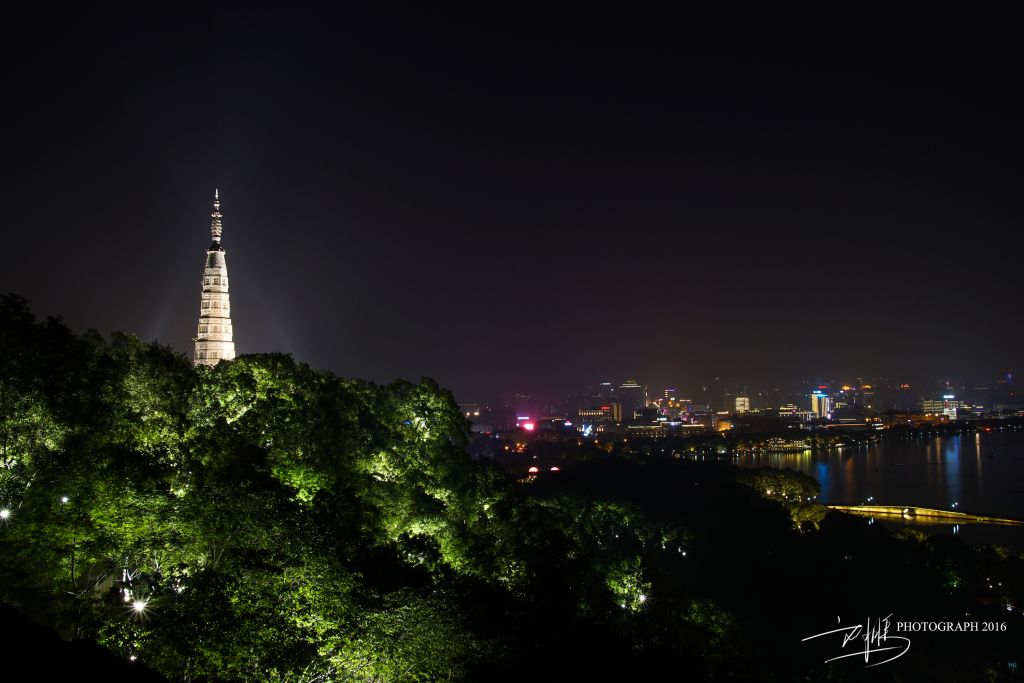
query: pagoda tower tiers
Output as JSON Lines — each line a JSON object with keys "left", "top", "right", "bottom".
{"left": 194, "top": 190, "right": 236, "bottom": 366}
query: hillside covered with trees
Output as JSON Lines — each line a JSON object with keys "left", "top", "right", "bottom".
{"left": 0, "top": 294, "right": 1021, "bottom": 682}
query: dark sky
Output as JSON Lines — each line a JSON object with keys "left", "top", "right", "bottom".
{"left": 3, "top": 4, "right": 1022, "bottom": 402}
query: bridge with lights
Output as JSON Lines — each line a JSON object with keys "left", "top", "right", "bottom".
{"left": 829, "top": 504, "right": 1024, "bottom": 526}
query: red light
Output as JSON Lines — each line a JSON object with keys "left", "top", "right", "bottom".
{"left": 600, "top": 405, "right": 610, "bottom": 410}
{"left": 549, "top": 466, "right": 560, "bottom": 472}
{"left": 528, "top": 466, "right": 539, "bottom": 474}
{"left": 522, "top": 422, "right": 535, "bottom": 431}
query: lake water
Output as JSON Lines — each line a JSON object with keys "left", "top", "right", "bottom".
{"left": 733, "top": 429, "right": 1024, "bottom": 547}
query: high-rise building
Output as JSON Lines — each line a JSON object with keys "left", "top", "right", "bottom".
{"left": 810, "top": 391, "right": 831, "bottom": 419}
{"left": 894, "top": 383, "right": 915, "bottom": 411}
{"left": 194, "top": 190, "right": 236, "bottom": 366}
{"left": 700, "top": 376, "right": 722, "bottom": 408}
{"left": 618, "top": 379, "right": 647, "bottom": 419}
{"left": 734, "top": 396, "right": 750, "bottom": 413}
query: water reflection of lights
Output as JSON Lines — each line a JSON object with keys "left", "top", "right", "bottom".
{"left": 738, "top": 431, "right": 1022, "bottom": 519}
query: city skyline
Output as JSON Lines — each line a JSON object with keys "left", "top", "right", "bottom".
{"left": 460, "top": 369, "right": 1019, "bottom": 418}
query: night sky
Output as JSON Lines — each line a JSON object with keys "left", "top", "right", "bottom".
{"left": 3, "top": 4, "right": 1022, "bottom": 403}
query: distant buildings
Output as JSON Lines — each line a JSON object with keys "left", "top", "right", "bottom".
{"left": 895, "top": 383, "right": 916, "bottom": 411}
{"left": 778, "top": 404, "right": 798, "bottom": 418}
{"left": 995, "top": 371, "right": 1019, "bottom": 410}
{"left": 810, "top": 391, "right": 832, "bottom": 419}
{"left": 617, "top": 379, "right": 647, "bottom": 419}
{"left": 578, "top": 406, "right": 618, "bottom": 433}
{"left": 469, "top": 369, "right": 1020, "bottom": 442}
{"left": 921, "top": 395, "right": 963, "bottom": 420}
{"left": 685, "top": 403, "right": 717, "bottom": 429}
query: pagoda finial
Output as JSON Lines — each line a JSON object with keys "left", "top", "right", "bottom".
{"left": 210, "top": 189, "right": 223, "bottom": 243}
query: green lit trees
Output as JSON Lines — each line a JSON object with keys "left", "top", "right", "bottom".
{"left": 0, "top": 298, "right": 496, "bottom": 680}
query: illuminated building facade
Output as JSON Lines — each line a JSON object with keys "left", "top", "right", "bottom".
{"left": 778, "top": 403, "right": 798, "bottom": 417}
{"left": 627, "top": 423, "right": 667, "bottom": 438}
{"left": 882, "top": 412, "right": 950, "bottom": 428}
{"left": 810, "top": 390, "right": 831, "bottom": 419}
{"left": 578, "top": 406, "right": 616, "bottom": 433}
{"left": 194, "top": 190, "right": 236, "bottom": 366}
{"left": 921, "top": 395, "right": 963, "bottom": 419}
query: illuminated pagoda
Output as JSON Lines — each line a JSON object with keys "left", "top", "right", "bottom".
{"left": 193, "top": 190, "right": 236, "bottom": 365}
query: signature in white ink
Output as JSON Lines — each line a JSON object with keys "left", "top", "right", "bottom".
{"left": 802, "top": 613, "right": 911, "bottom": 667}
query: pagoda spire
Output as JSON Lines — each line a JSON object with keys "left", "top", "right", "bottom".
{"left": 194, "top": 190, "right": 236, "bottom": 366}
{"left": 210, "top": 188, "right": 223, "bottom": 243}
